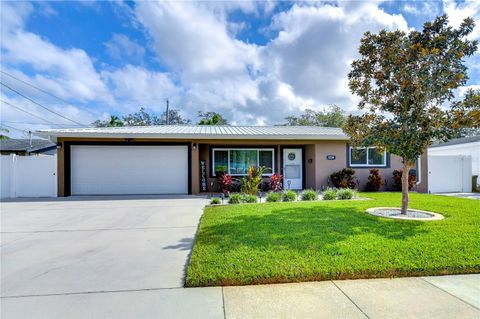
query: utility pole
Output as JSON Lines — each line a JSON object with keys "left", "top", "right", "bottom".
{"left": 165, "top": 99, "right": 169, "bottom": 125}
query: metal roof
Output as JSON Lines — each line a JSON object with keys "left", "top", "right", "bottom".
{"left": 430, "top": 135, "right": 480, "bottom": 148}
{"left": 0, "top": 138, "right": 56, "bottom": 152}
{"left": 35, "top": 125, "right": 348, "bottom": 141}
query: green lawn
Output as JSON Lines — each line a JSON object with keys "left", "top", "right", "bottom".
{"left": 186, "top": 193, "right": 480, "bottom": 287}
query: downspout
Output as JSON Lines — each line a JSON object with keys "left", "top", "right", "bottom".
{"left": 416, "top": 156, "right": 422, "bottom": 185}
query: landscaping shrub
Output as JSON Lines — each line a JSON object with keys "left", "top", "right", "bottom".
{"left": 365, "top": 169, "right": 383, "bottom": 191}
{"left": 330, "top": 168, "right": 356, "bottom": 189}
{"left": 241, "top": 166, "right": 265, "bottom": 195}
{"left": 269, "top": 173, "right": 283, "bottom": 191}
{"left": 337, "top": 188, "right": 355, "bottom": 200}
{"left": 231, "top": 178, "right": 242, "bottom": 192}
{"left": 228, "top": 193, "right": 243, "bottom": 204}
{"left": 282, "top": 190, "right": 297, "bottom": 202}
{"left": 266, "top": 192, "right": 281, "bottom": 202}
{"left": 259, "top": 181, "right": 270, "bottom": 192}
{"left": 322, "top": 188, "right": 337, "bottom": 200}
{"left": 301, "top": 189, "right": 318, "bottom": 201}
{"left": 210, "top": 197, "right": 221, "bottom": 205}
{"left": 217, "top": 173, "right": 233, "bottom": 195}
{"left": 242, "top": 194, "right": 257, "bottom": 203}
{"left": 392, "top": 170, "right": 416, "bottom": 191}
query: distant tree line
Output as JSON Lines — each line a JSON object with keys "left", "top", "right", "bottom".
{"left": 93, "top": 105, "right": 348, "bottom": 128}
{"left": 92, "top": 108, "right": 228, "bottom": 127}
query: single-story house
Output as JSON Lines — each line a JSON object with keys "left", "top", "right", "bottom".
{"left": 0, "top": 138, "right": 57, "bottom": 156}
{"left": 35, "top": 125, "right": 428, "bottom": 196}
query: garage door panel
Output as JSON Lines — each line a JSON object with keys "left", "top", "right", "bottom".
{"left": 71, "top": 145, "right": 188, "bottom": 195}
{"left": 428, "top": 155, "right": 472, "bottom": 193}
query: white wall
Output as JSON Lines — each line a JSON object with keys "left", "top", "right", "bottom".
{"left": 429, "top": 141, "right": 480, "bottom": 177}
{"left": 1, "top": 156, "right": 13, "bottom": 199}
{"left": 0, "top": 154, "right": 57, "bottom": 199}
{"left": 428, "top": 155, "right": 472, "bottom": 193}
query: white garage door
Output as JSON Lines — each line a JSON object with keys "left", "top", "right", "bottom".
{"left": 71, "top": 145, "right": 188, "bottom": 195}
{"left": 428, "top": 155, "right": 472, "bottom": 193}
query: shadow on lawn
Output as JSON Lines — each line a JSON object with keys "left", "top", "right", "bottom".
{"left": 197, "top": 205, "right": 428, "bottom": 252}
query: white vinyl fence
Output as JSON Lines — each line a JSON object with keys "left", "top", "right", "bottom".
{"left": 428, "top": 155, "right": 472, "bottom": 193}
{"left": 1, "top": 154, "right": 57, "bottom": 199}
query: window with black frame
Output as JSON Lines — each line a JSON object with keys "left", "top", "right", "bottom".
{"left": 212, "top": 148, "right": 274, "bottom": 176}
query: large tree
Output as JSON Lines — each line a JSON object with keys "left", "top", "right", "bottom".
{"left": 344, "top": 15, "right": 479, "bottom": 214}
{"left": 198, "top": 111, "right": 228, "bottom": 125}
{"left": 285, "top": 105, "right": 346, "bottom": 127}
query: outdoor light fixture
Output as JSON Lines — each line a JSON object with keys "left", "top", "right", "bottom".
{"left": 193, "top": 143, "right": 197, "bottom": 150}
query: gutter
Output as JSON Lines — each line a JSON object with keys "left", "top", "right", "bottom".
{"left": 34, "top": 132, "right": 350, "bottom": 141}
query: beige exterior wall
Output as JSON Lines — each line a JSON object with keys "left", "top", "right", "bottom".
{"left": 55, "top": 137, "right": 428, "bottom": 196}
{"left": 304, "top": 144, "right": 316, "bottom": 189}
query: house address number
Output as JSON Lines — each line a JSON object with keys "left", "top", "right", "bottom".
{"left": 326, "top": 155, "right": 336, "bottom": 160}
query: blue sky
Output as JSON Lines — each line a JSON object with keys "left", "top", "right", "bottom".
{"left": 1, "top": 1, "right": 479, "bottom": 136}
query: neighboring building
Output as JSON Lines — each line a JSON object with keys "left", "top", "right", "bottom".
{"left": 35, "top": 125, "right": 428, "bottom": 196}
{"left": 429, "top": 136, "right": 480, "bottom": 177}
{"left": 0, "top": 138, "right": 57, "bottom": 156}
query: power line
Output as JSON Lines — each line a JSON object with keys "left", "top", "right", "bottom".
{"left": 1, "top": 120, "right": 82, "bottom": 127}
{"left": 0, "top": 99, "right": 59, "bottom": 125}
{"left": 0, "top": 123, "right": 28, "bottom": 133}
{"left": 0, "top": 70, "right": 74, "bottom": 106}
{"left": 0, "top": 81, "right": 88, "bottom": 127}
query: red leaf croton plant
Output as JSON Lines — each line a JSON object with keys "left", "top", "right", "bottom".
{"left": 344, "top": 15, "right": 480, "bottom": 214}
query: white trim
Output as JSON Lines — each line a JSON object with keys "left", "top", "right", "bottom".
{"left": 212, "top": 148, "right": 275, "bottom": 176}
{"left": 349, "top": 146, "right": 387, "bottom": 167}
{"left": 36, "top": 133, "right": 349, "bottom": 142}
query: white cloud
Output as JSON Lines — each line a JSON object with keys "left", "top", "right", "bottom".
{"left": 132, "top": 1, "right": 412, "bottom": 124}
{"left": 0, "top": 2, "right": 113, "bottom": 105}
{"left": 403, "top": 3, "right": 420, "bottom": 15}
{"left": 0, "top": 93, "right": 99, "bottom": 135}
{"left": 259, "top": 2, "right": 409, "bottom": 109}
{"left": 403, "top": 1, "right": 440, "bottom": 17}
{"left": 102, "top": 65, "right": 179, "bottom": 112}
{"left": 105, "top": 34, "right": 145, "bottom": 62}
{"left": 443, "top": 0, "right": 480, "bottom": 40}
{"left": 135, "top": 1, "right": 258, "bottom": 76}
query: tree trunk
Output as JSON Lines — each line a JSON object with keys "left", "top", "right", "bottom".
{"left": 401, "top": 161, "right": 411, "bottom": 215}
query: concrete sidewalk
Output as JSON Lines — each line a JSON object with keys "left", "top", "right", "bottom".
{"left": 223, "top": 275, "right": 480, "bottom": 319}
{"left": 2, "top": 274, "right": 479, "bottom": 318}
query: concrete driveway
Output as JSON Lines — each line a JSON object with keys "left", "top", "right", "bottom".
{"left": 434, "top": 192, "right": 480, "bottom": 200}
{"left": 1, "top": 196, "right": 224, "bottom": 319}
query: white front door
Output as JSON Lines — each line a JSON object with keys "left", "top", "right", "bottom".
{"left": 283, "top": 148, "right": 303, "bottom": 190}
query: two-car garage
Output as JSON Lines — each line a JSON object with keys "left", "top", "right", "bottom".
{"left": 69, "top": 145, "right": 189, "bottom": 195}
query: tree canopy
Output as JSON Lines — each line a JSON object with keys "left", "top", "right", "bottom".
{"left": 344, "top": 15, "right": 479, "bottom": 214}
{"left": 0, "top": 127, "right": 9, "bottom": 140}
{"left": 92, "top": 115, "right": 124, "bottom": 128}
{"left": 92, "top": 107, "right": 191, "bottom": 127}
{"left": 198, "top": 111, "right": 228, "bottom": 125}
{"left": 285, "top": 105, "right": 346, "bottom": 127}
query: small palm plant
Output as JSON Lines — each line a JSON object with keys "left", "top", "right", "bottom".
{"left": 241, "top": 165, "right": 265, "bottom": 195}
